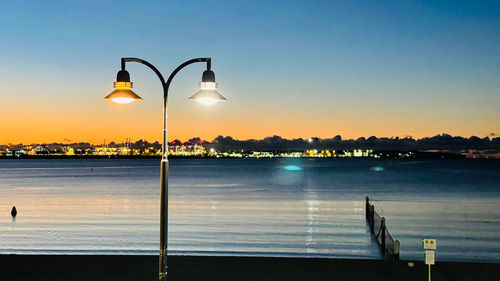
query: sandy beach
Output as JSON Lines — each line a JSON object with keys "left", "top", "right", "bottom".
{"left": 1, "top": 255, "right": 499, "bottom": 281}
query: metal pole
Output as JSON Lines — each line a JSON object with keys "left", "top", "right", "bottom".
{"left": 121, "top": 57, "right": 211, "bottom": 281}
{"left": 159, "top": 96, "right": 168, "bottom": 281}
{"left": 428, "top": 264, "right": 431, "bottom": 281}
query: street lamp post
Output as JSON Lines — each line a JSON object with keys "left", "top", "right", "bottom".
{"left": 104, "top": 57, "right": 227, "bottom": 281}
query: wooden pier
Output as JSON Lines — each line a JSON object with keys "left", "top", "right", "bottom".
{"left": 366, "top": 196, "right": 400, "bottom": 260}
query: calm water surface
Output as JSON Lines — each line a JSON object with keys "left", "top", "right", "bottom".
{"left": 0, "top": 158, "right": 499, "bottom": 262}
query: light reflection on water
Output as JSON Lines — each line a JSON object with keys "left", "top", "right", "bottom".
{"left": 0, "top": 158, "right": 499, "bottom": 263}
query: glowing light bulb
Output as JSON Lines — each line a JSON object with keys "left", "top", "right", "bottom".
{"left": 188, "top": 81, "right": 227, "bottom": 105}
{"left": 104, "top": 80, "right": 142, "bottom": 104}
{"left": 111, "top": 97, "right": 135, "bottom": 104}
{"left": 195, "top": 97, "right": 219, "bottom": 105}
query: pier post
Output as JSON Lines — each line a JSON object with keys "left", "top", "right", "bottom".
{"left": 381, "top": 217, "right": 386, "bottom": 254}
{"left": 394, "top": 240, "right": 400, "bottom": 260}
{"left": 365, "top": 196, "right": 369, "bottom": 220}
{"left": 370, "top": 205, "right": 375, "bottom": 234}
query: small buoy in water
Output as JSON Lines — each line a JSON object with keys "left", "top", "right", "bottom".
{"left": 11, "top": 206, "right": 17, "bottom": 217}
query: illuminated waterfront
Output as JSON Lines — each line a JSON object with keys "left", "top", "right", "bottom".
{"left": 0, "top": 142, "right": 376, "bottom": 158}
{"left": 2, "top": 133, "right": 497, "bottom": 159}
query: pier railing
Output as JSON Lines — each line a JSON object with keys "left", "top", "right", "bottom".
{"left": 365, "top": 196, "right": 400, "bottom": 260}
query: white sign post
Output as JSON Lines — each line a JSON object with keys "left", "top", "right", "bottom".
{"left": 423, "top": 239, "right": 437, "bottom": 281}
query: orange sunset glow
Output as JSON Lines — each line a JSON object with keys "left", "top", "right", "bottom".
{"left": 0, "top": 87, "right": 497, "bottom": 144}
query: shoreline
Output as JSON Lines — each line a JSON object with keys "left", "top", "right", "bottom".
{"left": 0, "top": 152, "right": 480, "bottom": 160}
{"left": 1, "top": 254, "right": 499, "bottom": 281}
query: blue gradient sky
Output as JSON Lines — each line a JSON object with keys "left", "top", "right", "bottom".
{"left": 0, "top": 0, "right": 499, "bottom": 143}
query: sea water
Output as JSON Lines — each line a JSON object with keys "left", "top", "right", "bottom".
{"left": 0, "top": 158, "right": 499, "bottom": 262}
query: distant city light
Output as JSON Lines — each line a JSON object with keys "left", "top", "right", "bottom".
{"left": 0, "top": 145, "right": 382, "bottom": 159}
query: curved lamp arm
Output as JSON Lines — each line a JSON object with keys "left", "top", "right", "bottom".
{"left": 121, "top": 57, "right": 211, "bottom": 102}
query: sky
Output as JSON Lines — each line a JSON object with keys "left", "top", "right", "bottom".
{"left": 0, "top": 0, "right": 499, "bottom": 144}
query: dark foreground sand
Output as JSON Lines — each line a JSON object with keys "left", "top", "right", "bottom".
{"left": 1, "top": 255, "right": 499, "bottom": 281}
